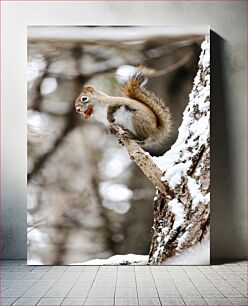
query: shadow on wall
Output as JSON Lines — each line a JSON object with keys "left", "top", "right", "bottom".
{"left": 211, "top": 31, "right": 245, "bottom": 263}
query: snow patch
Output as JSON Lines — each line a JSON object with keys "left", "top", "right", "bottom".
{"left": 168, "top": 199, "right": 185, "bottom": 229}
{"left": 187, "top": 177, "right": 209, "bottom": 209}
{"left": 164, "top": 236, "right": 210, "bottom": 265}
{"left": 71, "top": 254, "right": 148, "bottom": 265}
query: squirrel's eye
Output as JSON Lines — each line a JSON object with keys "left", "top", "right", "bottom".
{"left": 81, "top": 96, "right": 89, "bottom": 103}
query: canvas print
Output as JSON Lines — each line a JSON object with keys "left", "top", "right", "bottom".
{"left": 27, "top": 26, "right": 210, "bottom": 265}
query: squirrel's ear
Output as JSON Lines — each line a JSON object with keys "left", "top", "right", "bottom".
{"left": 83, "top": 85, "right": 94, "bottom": 93}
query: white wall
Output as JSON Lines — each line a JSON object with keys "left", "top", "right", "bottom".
{"left": 1, "top": 1, "right": 246, "bottom": 261}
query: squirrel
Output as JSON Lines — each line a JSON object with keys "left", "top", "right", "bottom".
{"left": 75, "top": 67, "right": 172, "bottom": 156}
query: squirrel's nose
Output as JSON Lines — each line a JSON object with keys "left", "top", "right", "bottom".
{"left": 76, "top": 106, "right": 81, "bottom": 112}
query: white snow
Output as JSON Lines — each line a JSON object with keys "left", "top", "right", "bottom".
{"left": 152, "top": 199, "right": 185, "bottom": 262}
{"left": 199, "top": 40, "right": 210, "bottom": 67}
{"left": 164, "top": 236, "right": 210, "bottom": 265}
{"left": 187, "top": 177, "right": 209, "bottom": 209}
{"left": 168, "top": 199, "right": 185, "bottom": 229}
{"left": 71, "top": 254, "right": 148, "bottom": 265}
{"left": 176, "top": 231, "right": 188, "bottom": 249}
{"left": 70, "top": 238, "right": 209, "bottom": 266}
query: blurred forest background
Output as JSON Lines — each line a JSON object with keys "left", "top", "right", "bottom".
{"left": 27, "top": 26, "right": 205, "bottom": 265}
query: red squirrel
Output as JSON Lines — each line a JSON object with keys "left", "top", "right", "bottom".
{"left": 75, "top": 67, "right": 171, "bottom": 156}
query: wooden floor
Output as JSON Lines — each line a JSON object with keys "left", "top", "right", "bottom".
{"left": 1, "top": 260, "right": 247, "bottom": 305}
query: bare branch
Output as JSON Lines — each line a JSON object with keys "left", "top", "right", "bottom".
{"left": 109, "top": 124, "right": 174, "bottom": 198}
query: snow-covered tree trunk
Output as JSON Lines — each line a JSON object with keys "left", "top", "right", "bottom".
{"left": 149, "top": 36, "right": 210, "bottom": 264}
{"left": 111, "top": 36, "right": 210, "bottom": 265}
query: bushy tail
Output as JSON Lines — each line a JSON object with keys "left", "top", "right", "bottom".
{"left": 122, "top": 66, "right": 172, "bottom": 156}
